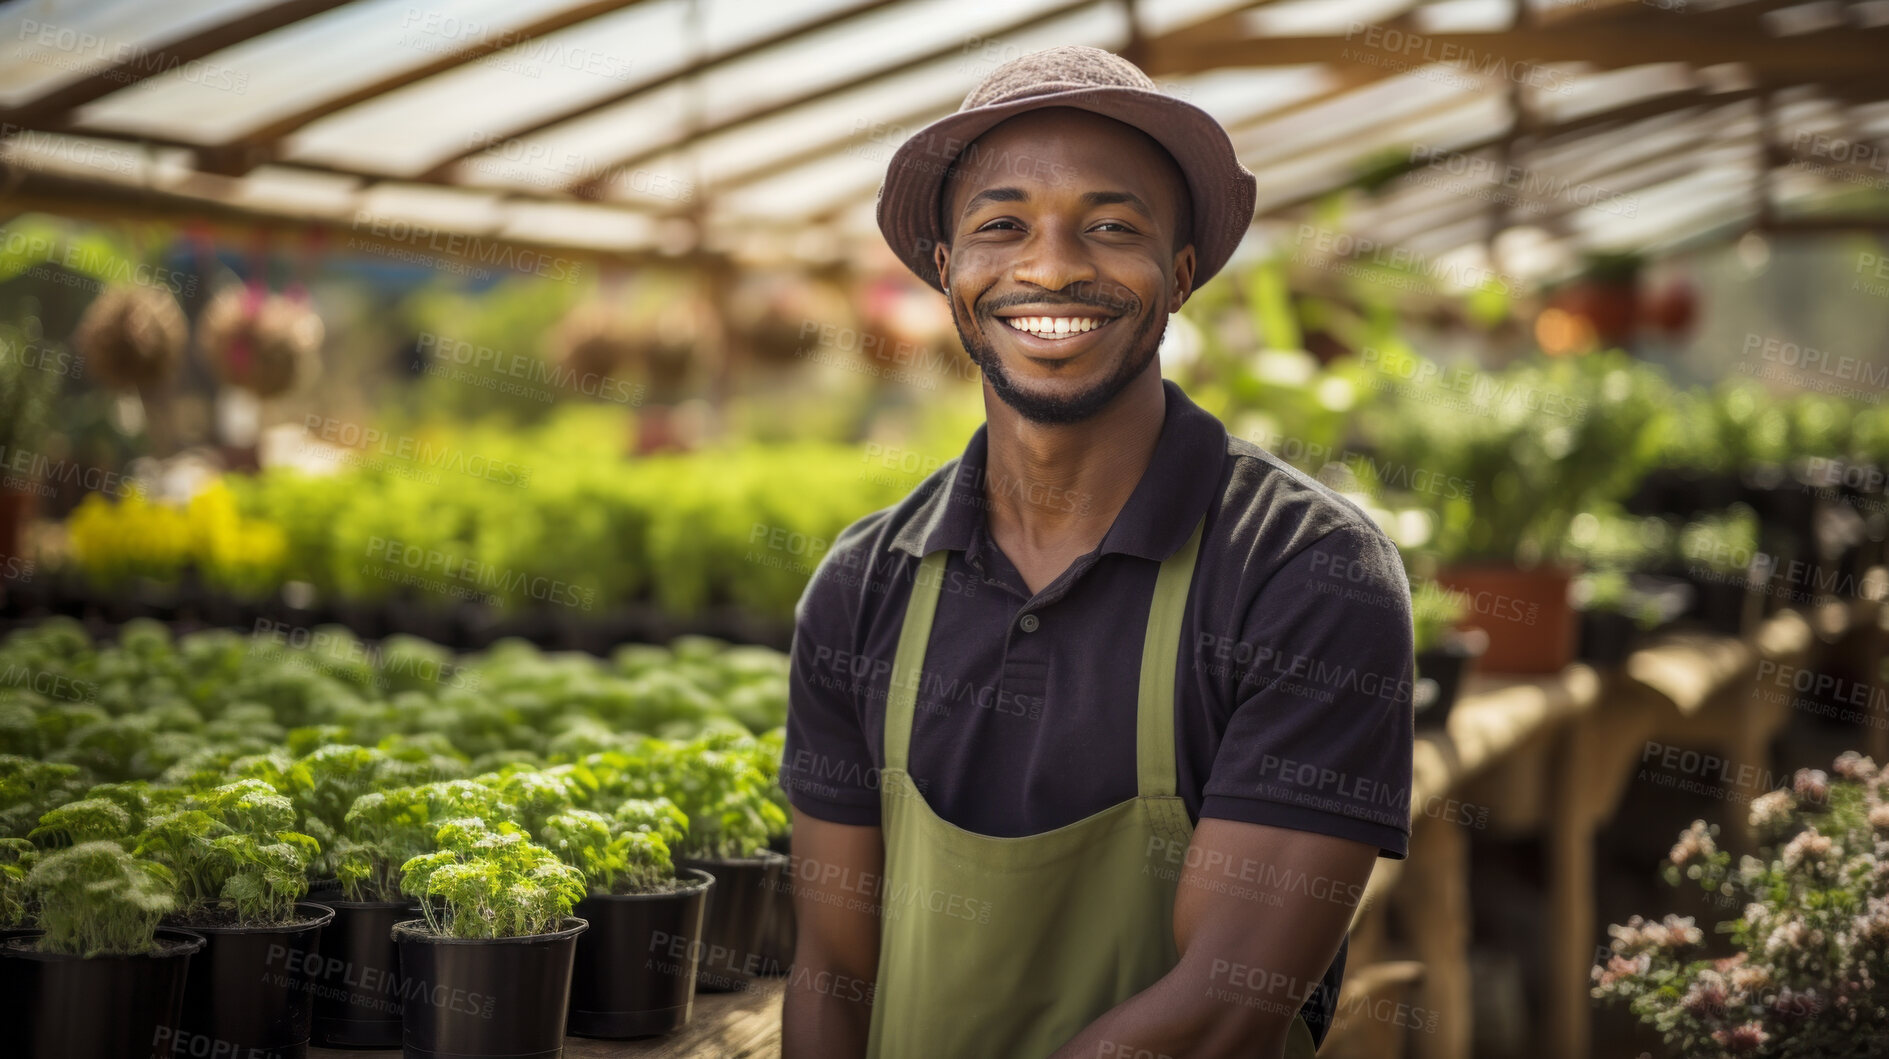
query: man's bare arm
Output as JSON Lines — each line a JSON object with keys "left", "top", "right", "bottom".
{"left": 780, "top": 809, "right": 884, "bottom": 1059}
{"left": 1049, "top": 818, "right": 1378, "bottom": 1059}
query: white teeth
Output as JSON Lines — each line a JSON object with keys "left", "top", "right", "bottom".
{"left": 1004, "top": 316, "right": 1109, "bottom": 337}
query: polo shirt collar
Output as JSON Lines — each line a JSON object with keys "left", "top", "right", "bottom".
{"left": 888, "top": 379, "right": 1226, "bottom": 564}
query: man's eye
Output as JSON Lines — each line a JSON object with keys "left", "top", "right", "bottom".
{"left": 977, "top": 220, "right": 1022, "bottom": 232}
{"left": 1092, "top": 222, "right": 1134, "bottom": 232}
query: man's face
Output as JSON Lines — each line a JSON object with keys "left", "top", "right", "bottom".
{"left": 933, "top": 107, "right": 1197, "bottom": 425}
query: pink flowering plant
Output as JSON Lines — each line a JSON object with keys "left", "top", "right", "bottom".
{"left": 1592, "top": 753, "right": 1889, "bottom": 1056}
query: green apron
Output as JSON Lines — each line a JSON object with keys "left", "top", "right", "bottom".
{"left": 865, "top": 515, "right": 1319, "bottom": 1058}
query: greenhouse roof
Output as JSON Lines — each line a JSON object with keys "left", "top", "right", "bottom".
{"left": 3, "top": 0, "right": 1887, "bottom": 288}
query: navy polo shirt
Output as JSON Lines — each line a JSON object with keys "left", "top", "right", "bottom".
{"left": 781, "top": 378, "right": 1416, "bottom": 1043}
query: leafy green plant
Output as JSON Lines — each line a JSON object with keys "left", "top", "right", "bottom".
{"left": 399, "top": 817, "right": 586, "bottom": 939}
{"left": 335, "top": 787, "right": 431, "bottom": 904}
{"left": 542, "top": 796, "right": 689, "bottom": 896}
{"left": 29, "top": 796, "right": 133, "bottom": 847}
{"left": 660, "top": 741, "right": 790, "bottom": 860}
{"left": 1364, "top": 350, "right": 1671, "bottom": 565}
{"left": 1411, "top": 580, "right": 1466, "bottom": 654}
{"left": 25, "top": 840, "right": 176, "bottom": 956}
{"left": 132, "top": 779, "right": 320, "bottom": 925}
{"left": 333, "top": 777, "right": 505, "bottom": 903}
{"left": 1573, "top": 570, "right": 1665, "bottom": 629}
{"left": 1563, "top": 507, "right": 1673, "bottom": 572}
{"left": 1, "top": 836, "right": 35, "bottom": 927}
{"left": 1678, "top": 505, "right": 1763, "bottom": 576}
{"left": 287, "top": 744, "right": 386, "bottom": 876}
{"left": 0, "top": 757, "right": 90, "bottom": 839}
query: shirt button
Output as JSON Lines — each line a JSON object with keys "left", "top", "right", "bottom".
{"left": 1018, "top": 613, "right": 1040, "bottom": 633}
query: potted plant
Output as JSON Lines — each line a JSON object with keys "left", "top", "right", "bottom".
{"left": 0, "top": 840, "right": 207, "bottom": 1059}
{"left": 0, "top": 837, "right": 33, "bottom": 941}
{"left": 1411, "top": 580, "right": 1483, "bottom": 730}
{"left": 544, "top": 797, "right": 716, "bottom": 1037}
{"left": 1370, "top": 350, "right": 1670, "bottom": 673}
{"left": 133, "top": 778, "right": 334, "bottom": 1059}
{"left": 289, "top": 746, "right": 419, "bottom": 1049}
{"left": 1542, "top": 249, "right": 1643, "bottom": 349}
{"left": 1673, "top": 506, "right": 1764, "bottom": 636}
{"left": 734, "top": 728, "right": 797, "bottom": 971}
{"left": 1593, "top": 752, "right": 1889, "bottom": 1055}
{"left": 1571, "top": 570, "right": 1665, "bottom": 668}
{"left": 393, "top": 816, "right": 589, "bottom": 1059}
{"left": 662, "top": 739, "right": 792, "bottom": 992}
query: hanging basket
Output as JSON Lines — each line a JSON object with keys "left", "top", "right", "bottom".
{"left": 638, "top": 296, "right": 700, "bottom": 404}
{"left": 549, "top": 300, "right": 640, "bottom": 383}
{"left": 199, "top": 285, "right": 324, "bottom": 398}
{"left": 729, "top": 273, "right": 854, "bottom": 368}
{"left": 73, "top": 283, "right": 189, "bottom": 391}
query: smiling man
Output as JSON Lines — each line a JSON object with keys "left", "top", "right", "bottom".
{"left": 780, "top": 45, "right": 1415, "bottom": 1059}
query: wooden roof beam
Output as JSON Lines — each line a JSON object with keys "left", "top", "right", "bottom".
{"left": 1148, "top": 22, "right": 1889, "bottom": 79}
{"left": 0, "top": 0, "right": 355, "bottom": 127}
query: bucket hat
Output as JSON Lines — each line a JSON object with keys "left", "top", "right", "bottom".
{"left": 875, "top": 44, "right": 1257, "bottom": 294}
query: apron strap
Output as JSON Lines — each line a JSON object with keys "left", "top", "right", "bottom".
{"left": 1136, "top": 513, "right": 1206, "bottom": 799}
{"left": 884, "top": 512, "right": 1205, "bottom": 787}
{"left": 885, "top": 550, "right": 947, "bottom": 771}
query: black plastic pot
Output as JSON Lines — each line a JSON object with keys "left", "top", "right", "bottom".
{"left": 0, "top": 927, "right": 205, "bottom": 1059}
{"left": 1414, "top": 643, "right": 1475, "bottom": 731}
{"left": 174, "top": 901, "right": 335, "bottom": 1059}
{"left": 1576, "top": 609, "right": 1640, "bottom": 667}
{"left": 1684, "top": 574, "right": 1750, "bottom": 636}
{"left": 567, "top": 869, "right": 714, "bottom": 1038}
{"left": 309, "top": 898, "right": 417, "bottom": 1049}
{"left": 676, "top": 851, "right": 790, "bottom": 991}
{"left": 393, "top": 916, "right": 587, "bottom": 1059}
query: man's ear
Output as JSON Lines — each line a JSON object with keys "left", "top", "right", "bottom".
{"left": 1167, "top": 242, "right": 1198, "bottom": 313}
{"left": 933, "top": 242, "right": 951, "bottom": 294}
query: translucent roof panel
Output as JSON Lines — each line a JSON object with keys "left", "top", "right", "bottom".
{"left": 0, "top": 130, "right": 179, "bottom": 184}
{"left": 1232, "top": 69, "right": 1468, "bottom": 162}
{"left": 1571, "top": 161, "right": 1755, "bottom": 251}
{"left": 456, "top": 50, "right": 968, "bottom": 197}
{"left": 1411, "top": 0, "right": 1518, "bottom": 33}
{"left": 283, "top": 0, "right": 868, "bottom": 178}
{"left": 1247, "top": 92, "right": 1508, "bottom": 212}
{"left": 73, "top": 0, "right": 603, "bottom": 145}
{"left": 504, "top": 0, "right": 1124, "bottom": 190}
{"left": 1172, "top": 66, "right": 1340, "bottom": 128}
{"left": 224, "top": 165, "right": 362, "bottom": 218}
{"left": 0, "top": 0, "right": 278, "bottom": 109}
{"left": 710, "top": 141, "right": 896, "bottom": 224}
{"left": 1135, "top": 0, "right": 1279, "bottom": 37}
{"left": 354, "top": 183, "right": 509, "bottom": 235}
{"left": 495, "top": 200, "right": 658, "bottom": 251}
{"left": 595, "top": 1, "right": 1132, "bottom": 203}
{"left": 1244, "top": 0, "right": 1422, "bottom": 37}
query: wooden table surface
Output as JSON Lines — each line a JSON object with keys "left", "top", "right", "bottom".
{"left": 312, "top": 978, "right": 785, "bottom": 1059}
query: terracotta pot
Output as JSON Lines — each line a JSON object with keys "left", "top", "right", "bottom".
{"left": 1433, "top": 563, "right": 1577, "bottom": 675}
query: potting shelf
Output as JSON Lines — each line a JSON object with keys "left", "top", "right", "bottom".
{"left": 310, "top": 977, "right": 786, "bottom": 1059}
{"left": 1330, "top": 581, "right": 1886, "bottom": 1059}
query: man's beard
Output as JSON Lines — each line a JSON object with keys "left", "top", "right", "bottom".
{"left": 952, "top": 302, "right": 1167, "bottom": 425}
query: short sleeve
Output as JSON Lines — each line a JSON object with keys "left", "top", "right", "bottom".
{"left": 779, "top": 534, "right": 884, "bottom": 827}
{"left": 1198, "top": 524, "right": 1416, "bottom": 859}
